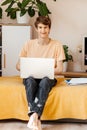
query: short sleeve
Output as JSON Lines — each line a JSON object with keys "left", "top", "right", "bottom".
{"left": 19, "top": 41, "right": 29, "bottom": 57}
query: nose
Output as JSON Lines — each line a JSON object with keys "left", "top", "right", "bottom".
{"left": 41, "top": 28, "right": 45, "bottom": 33}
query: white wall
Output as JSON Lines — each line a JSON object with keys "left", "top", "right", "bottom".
{"left": 1, "top": 0, "right": 87, "bottom": 72}
{"left": 47, "top": 0, "right": 87, "bottom": 72}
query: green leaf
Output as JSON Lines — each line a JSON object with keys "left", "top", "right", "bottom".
{"left": 0, "top": 7, "right": 2, "bottom": 19}
{"left": 21, "top": 0, "right": 31, "bottom": 9}
{"left": 5, "top": 1, "right": 15, "bottom": 12}
{"left": 1, "top": 0, "right": 13, "bottom": 6}
{"left": 10, "top": 11, "right": 16, "bottom": 19}
{"left": 20, "top": 9, "right": 27, "bottom": 16}
{"left": 17, "top": 2, "right": 22, "bottom": 9}
{"left": 36, "top": 0, "right": 41, "bottom": 4}
{"left": 37, "top": 2, "right": 51, "bottom": 16}
{"left": 28, "top": 6, "right": 35, "bottom": 17}
{"left": 6, "top": 8, "right": 16, "bottom": 19}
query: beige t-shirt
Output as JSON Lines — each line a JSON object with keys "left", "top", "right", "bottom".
{"left": 19, "top": 39, "right": 65, "bottom": 67}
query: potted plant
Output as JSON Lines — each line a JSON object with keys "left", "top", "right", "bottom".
{"left": 63, "top": 45, "right": 73, "bottom": 72}
{"left": 63, "top": 45, "right": 73, "bottom": 62}
{"left": 0, "top": 0, "right": 56, "bottom": 20}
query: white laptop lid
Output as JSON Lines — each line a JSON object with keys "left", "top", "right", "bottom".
{"left": 20, "top": 57, "right": 54, "bottom": 79}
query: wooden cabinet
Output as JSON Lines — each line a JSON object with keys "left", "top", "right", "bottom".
{"left": 2, "top": 25, "right": 32, "bottom": 76}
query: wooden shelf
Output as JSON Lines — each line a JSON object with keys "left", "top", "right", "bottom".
{"left": 61, "top": 72, "right": 87, "bottom": 78}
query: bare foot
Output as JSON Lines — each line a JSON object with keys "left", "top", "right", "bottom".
{"left": 27, "top": 113, "right": 39, "bottom": 130}
{"left": 33, "top": 119, "right": 42, "bottom": 130}
{"left": 38, "top": 120, "right": 42, "bottom": 130}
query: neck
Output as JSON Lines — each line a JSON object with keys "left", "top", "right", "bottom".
{"left": 38, "top": 38, "right": 50, "bottom": 45}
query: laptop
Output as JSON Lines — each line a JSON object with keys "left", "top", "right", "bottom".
{"left": 20, "top": 57, "right": 54, "bottom": 79}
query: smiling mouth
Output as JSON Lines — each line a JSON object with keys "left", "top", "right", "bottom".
{"left": 41, "top": 33, "right": 46, "bottom": 34}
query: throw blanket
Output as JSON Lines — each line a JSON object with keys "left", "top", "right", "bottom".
{"left": 0, "top": 76, "right": 87, "bottom": 121}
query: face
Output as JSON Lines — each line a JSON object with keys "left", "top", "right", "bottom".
{"left": 36, "top": 23, "right": 50, "bottom": 39}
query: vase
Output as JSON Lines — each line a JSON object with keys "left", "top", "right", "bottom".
{"left": 63, "top": 62, "right": 68, "bottom": 72}
{"left": 16, "top": 11, "right": 30, "bottom": 24}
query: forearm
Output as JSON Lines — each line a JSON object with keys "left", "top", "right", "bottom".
{"left": 54, "top": 61, "right": 63, "bottom": 75}
{"left": 54, "top": 67, "right": 63, "bottom": 75}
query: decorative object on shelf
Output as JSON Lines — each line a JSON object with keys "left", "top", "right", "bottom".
{"left": 0, "top": 0, "right": 56, "bottom": 21}
{"left": 77, "top": 44, "right": 82, "bottom": 53}
{"left": 63, "top": 62, "right": 68, "bottom": 72}
{"left": 63, "top": 45, "right": 73, "bottom": 72}
{"left": 16, "top": 11, "right": 29, "bottom": 24}
{"left": 63, "top": 45, "right": 73, "bottom": 62}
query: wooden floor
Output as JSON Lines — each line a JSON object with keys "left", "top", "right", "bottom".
{"left": 0, "top": 120, "right": 87, "bottom": 130}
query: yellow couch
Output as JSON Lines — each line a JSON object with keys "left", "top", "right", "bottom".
{"left": 0, "top": 76, "right": 87, "bottom": 121}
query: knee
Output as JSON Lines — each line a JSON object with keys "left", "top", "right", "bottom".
{"left": 39, "top": 77, "right": 52, "bottom": 94}
{"left": 26, "top": 76, "right": 35, "bottom": 82}
{"left": 23, "top": 76, "right": 36, "bottom": 86}
{"left": 39, "top": 77, "right": 50, "bottom": 87}
{"left": 42, "top": 76, "right": 50, "bottom": 82}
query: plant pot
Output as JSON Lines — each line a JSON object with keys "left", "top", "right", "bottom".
{"left": 16, "top": 11, "right": 30, "bottom": 24}
{"left": 63, "top": 62, "right": 68, "bottom": 72}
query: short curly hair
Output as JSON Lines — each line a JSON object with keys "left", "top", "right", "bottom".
{"left": 34, "top": 16, "right": 51, "bottom": 29}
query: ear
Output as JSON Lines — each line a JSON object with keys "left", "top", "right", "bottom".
{"left": 34, "top": 26, "right": 38, "bottom": 32}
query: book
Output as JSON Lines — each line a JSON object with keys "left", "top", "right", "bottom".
{"left": 65, "top": 78, "right": 87, "bottom": 85}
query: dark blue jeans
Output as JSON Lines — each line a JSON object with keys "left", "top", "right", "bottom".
{"left": 23, "top": 76, "right": 57, "bottom": 118}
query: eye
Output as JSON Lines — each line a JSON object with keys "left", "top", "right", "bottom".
{"left": 44, "top": 27, "right": 47, "bottom": 29}
{"left": 39, "top": 26, "right": 42, "bottom": 29}
{"left": 38, "top": 26, "right": 42, "bottom": 29}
